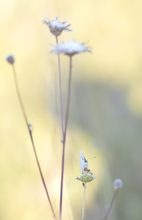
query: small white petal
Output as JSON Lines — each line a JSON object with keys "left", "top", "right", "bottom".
{"left": 52, "top": 40, "right": 91, "bottom": 56}
{"left": 43, "top": 17, "right": 71, "bottom": 37}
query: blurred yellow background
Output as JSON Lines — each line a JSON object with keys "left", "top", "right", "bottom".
{"left": 0, "top": 0, "right": 142, "bottom": 220}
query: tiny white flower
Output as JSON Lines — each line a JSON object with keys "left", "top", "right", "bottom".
{"left": 52, "top": 40, "right": 91, "bottom": 56}
{"left": 43, "top": 17, "right": 71, "bottom": 37}
{"left": 113, "top": 178, "right": 123, "bottom": 190}
{"left": 80, "top": 152, "right": 88, "bottom": 172}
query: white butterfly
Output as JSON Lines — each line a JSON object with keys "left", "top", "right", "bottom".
{"left": 80, "top": 152, "right": 88, "bottom": 172}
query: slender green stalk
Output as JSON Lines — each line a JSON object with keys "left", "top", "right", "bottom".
{"left": 11, "top": 64, "right": 56, "bottom": 220}
{"left": 55, "top": 36, "right": 64, "bottom": 139}
{"left": 82, "top": 184, "right": 86, "bottom": 220}
{"left": 103, "top": 190, "right": 118, "bottom": 220}
{"left": 59, "top": 56, "right": 73, "bottom": 220}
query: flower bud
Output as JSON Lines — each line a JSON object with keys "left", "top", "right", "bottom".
{"left": 113, "top": 178, "right": 123, "bottom": 190}
{"left": 6, "top": 55, "right": 15, "bottom": 65}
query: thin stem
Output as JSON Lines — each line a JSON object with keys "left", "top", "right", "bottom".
{"left": 12, "top": 66, "right": 28, "bottom": 125}
{"left": 64, "top": 56, "right": 72, "bottom": 135}
{"left": 55, "top": 36, "right": 64, "bottom": 139}
{"left": 11, "top": 65, "right": 56, "bottom": 220}
{"left": 59, "top": 56, "right": 73, "bottom": 220}
{"left": 103, "top": 190, "right": 118, "bottom": 220}
{"left": 82, "top": 184, "right": 86, "bottom": 220}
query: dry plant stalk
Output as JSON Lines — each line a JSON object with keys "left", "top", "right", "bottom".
{"left": 6, "top": 55, "right": 56, "bottom": 220}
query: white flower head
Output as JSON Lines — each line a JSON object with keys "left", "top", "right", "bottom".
{"left": 113, "top": 178, "right": 123, "bottom": 190}
{"left": 52, "top": 40, "right": 91, "bottom": 56}
{"left": 80, "top": 152, "right": 88, "bottom": 172}
{"left": 43, "top": 17, "right": 71, "bottom": 37}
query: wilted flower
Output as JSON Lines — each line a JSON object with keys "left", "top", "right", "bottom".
{"left": 52, "top": 40, "right": 91, "bottom": 56}
{"left": 6, "top": 55, "right": 15, "bottom": 65}
{"left": 76, "top": 152, "right": 95, "bottom": 184}
{"left": 113, "top": 178, "right": 123, "bottom": 190}
{"left": 43, "top": 17, "right": 71, "bottom": 37}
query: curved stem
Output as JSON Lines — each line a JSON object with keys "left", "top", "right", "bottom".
{"left": 12, "top": 65, "right": 28, "bottom": 125}
{"left": 59, "top": 56, "right": 73, "bottom": 220}
{"left": 11, "top": 65, "right": 56, "bottom": 220}
{"left": 103, "top": 190, "right": 118, "bottom": 220}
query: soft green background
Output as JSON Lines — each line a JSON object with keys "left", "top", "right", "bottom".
{"left": 0, "top": 0, "right": 142, "bottom": 219}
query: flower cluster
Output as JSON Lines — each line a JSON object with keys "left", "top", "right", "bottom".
{"left": 76, "top": 152, "right": 96, "bottom": 185}
{"left": 5, "top": 15, "right": 124, "bottom": 220}
{"left": 43, "top": 17, "right": 91, "bottom": 56}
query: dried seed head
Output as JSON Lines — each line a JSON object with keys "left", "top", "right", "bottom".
{"left": 6, "top": 55, "right": 15, "bottom": 65}
{"left": 43, "top": 17, "right": 71, "bottom": 37}
{"left": 113, "top": 178, "right": 123, "bottom": 190}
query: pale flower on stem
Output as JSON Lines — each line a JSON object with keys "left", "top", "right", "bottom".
{"left": 51, "top": 36, "right": 91, "bottom": 220}
{"left": 103, "top": 178, "right": 123, "bottom": 220}
{"left": 43, "top": 17, "right": 71, "bottom": 37}
{"left": 52, "top": 40, "right": 91, "bottom": 56}
{"left": 57, "top": 40, "right": 91, "bottom": 219}
{"left": 6, "top": 55, "right": 56, "bottom": 220}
